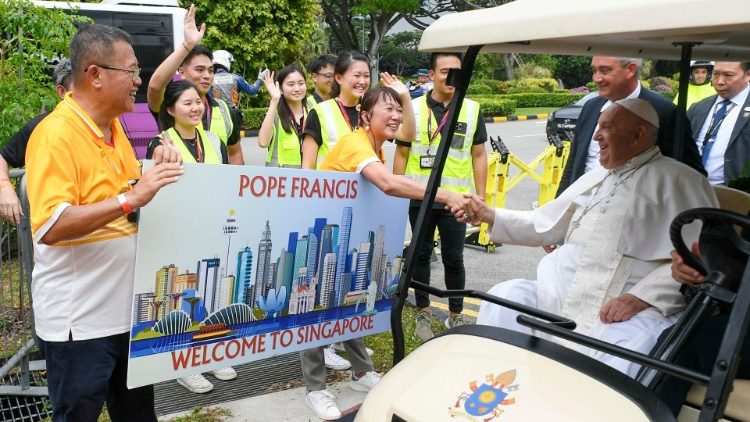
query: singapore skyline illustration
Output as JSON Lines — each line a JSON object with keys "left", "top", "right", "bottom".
{"left": 130, "top": 206, "right": 404, "bottom": 358}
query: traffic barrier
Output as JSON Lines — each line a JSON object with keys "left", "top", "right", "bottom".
{"left": 464, "top": 131, "right": 570, "bottom": 252}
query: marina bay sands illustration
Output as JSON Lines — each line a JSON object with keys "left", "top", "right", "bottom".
{"left": 129, "top": 206, "right": 404, "bottom": 358}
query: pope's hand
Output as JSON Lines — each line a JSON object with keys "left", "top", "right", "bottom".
{"left": 599, "top": 293, "right": 649, "bottom": 323}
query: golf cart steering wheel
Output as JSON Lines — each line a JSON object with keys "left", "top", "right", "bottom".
{"left": 670, "top": 208, "right": 750, "bottom": 279}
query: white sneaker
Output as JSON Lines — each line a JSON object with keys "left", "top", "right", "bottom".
{"left": 330, "top": 342, "right": 374, "bottom": 357}
{"left": 177, "top": 374, "right": 214, "bottom": 393}
{"left": 305, "top": 390, "right": 342, "bottom": 420}
{"left": 350, "top": 371, "right": 381, "bottom": 392}
{"left": 210, "top": 366, "right": 237, "bottom": 381}
{"left": 324, "top": 346, "right": 351, "bottom": 370}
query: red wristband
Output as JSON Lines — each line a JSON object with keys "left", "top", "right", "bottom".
{"left": 117, "top": 193, "right": 133, "bottom": 215}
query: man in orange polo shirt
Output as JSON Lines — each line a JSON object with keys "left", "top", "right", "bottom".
{"left": 26, "top": 24, "right": 183, "bottom": 422}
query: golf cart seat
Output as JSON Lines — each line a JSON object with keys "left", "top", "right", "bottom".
{"left": 356, "top": 325, "right": 675, "bottom": 421}
{"left": 685, "top": 380, "right": 750, "bottom": 420}
{"left": 680, "top": 186, "right": 750, "bottom": 421}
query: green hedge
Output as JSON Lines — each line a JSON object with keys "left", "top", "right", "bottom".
{"left": 471, "top": 97, "right": 516, "bottom": 117}
{"left": 240, "top": 107, "right": 267, "bottom": 130}
{"left": 508, "top": 78, "right": 557, "bottom": 93}
{"left": 473, "top": 93, "right": 585, "bottom": 109}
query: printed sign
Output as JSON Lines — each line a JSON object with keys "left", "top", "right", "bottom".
{"left": 127, "top": 163, "right": 408, "bottom": 388}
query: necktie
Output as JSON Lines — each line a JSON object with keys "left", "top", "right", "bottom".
{"left": 701, "top": 99, "right": 733, "bottom": 166}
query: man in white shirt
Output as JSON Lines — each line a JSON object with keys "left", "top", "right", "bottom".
{"left": 688, "top": 61, "right": 750, "bottom": 185}
{"left": 464, "top": 99, "right": 718, "bottom": 378}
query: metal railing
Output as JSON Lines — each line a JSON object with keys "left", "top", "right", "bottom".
{"left": 0, "top": 169, "right": 50, "bottom": 421}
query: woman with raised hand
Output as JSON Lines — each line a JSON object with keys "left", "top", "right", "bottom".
{"left": 321, "top": 87, "right": 468, "bottom": 213}
{"left": 257, "top": 65, "right": 307, "bottom": 168}
{"left": 300, "top": 87, "right": 469, "bottom": 421}
{"left": 301, "top": 51, "right": 415, "bottom": 169}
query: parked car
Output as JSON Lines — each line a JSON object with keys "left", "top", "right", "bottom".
{"left": 546, "top": 91, "right": 599, "bottom": 141}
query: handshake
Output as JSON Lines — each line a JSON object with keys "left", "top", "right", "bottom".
{"left": 442, "top": 191, "right": 493, "bottom": 226}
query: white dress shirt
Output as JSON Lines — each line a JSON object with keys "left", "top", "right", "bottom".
{"left": 696, "top": 83, "right": 750, "bottom": 185}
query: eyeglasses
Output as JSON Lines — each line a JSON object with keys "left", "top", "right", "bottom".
{"left": 87, "top": 64, "right": 141, "bottom": 81}
{"left": 315, "top": 73, "right": 334, "bottom": 80}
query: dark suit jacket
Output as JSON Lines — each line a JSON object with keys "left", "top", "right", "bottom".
{"left": 557, "top": 88, "right": 705, "bottom": 195}
{"left": 687, "top": 91, "right": 750, "bottom": 183}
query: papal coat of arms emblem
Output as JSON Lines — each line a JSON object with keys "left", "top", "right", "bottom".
{"left": 449, "top": 370, "right": 518, "bottom": 421}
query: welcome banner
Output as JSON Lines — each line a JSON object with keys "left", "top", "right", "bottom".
{"left": 127, "top": 163, "right": 408, "bottom": 388}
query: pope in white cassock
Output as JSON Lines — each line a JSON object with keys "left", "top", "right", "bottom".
{"left": 467, "top": 98, "right": 719, "bottom": 378}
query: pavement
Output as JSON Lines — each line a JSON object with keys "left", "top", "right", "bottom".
{"left": 159, "top": 378, "right": 365, "bottom": 422}
{"left": 158, "top": 120, "right": 547, "bottom": 422}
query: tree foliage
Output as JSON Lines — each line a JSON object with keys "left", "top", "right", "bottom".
{"left": 0, "top": 0, "right": 88, "bottom": 144}
{"left": 185, "top": 0, "right": 321, "bottom": 79}
{"left": 321, "top": 0, "right": 420, "bottom": 60}
{"left": 554, "top": 55, "right": 591, "bottom": 89}
{"left": 378, "top": 31, "right": 428, "bottom": 77}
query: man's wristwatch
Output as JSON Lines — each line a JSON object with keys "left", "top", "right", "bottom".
{"left": 117, "top": 193, "right": 134, "bottom": 215}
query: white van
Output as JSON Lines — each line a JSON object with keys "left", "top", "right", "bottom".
{"left": 34, "top": 0, "right": 186, "bottom": 158}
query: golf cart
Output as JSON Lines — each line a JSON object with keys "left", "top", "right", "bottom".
{"left": 355, "top": 0, "right": 750, "bottom": 420}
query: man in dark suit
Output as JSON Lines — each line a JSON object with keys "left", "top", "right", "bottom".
{"left": 557, "top": 56, "right": 705, "bottom": 195}
{"left": 687, "top": 61, "right": 750, "bottom": 186}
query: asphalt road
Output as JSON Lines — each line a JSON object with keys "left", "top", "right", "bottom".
{"left": 239, "top": 119, "right": 550, "bottom": 320}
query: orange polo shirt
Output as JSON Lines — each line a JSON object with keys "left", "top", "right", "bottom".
{"left": 26, "top": 92, "right": 142, "bottom": 341}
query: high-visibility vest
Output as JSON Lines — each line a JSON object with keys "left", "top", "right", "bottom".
{"left": 208, "top": 97, "right": 233, "bottom": 144}
{"left": 311, "top": 99, "right": 353, "bottom": 168}
{"left": 160, "top": 126, "right": 222, "bottom": 164}
{"left": 265, "top": 116, "right": 302, "bottom": 168}
{"left": 673, "top": 83, "right": 716, "bottom": 110}
{"left": 306, "top": 95, "right": 318, "bottom": 111}
{"left": 404, "top": 96, "right": 479, "bottom": 194}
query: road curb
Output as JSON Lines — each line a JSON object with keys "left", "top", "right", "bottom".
{"left": 486, "top": 113, "right": 549, "bottom": 123}
{"left": 239, "top": 129, "right": 259, "bottom": 137}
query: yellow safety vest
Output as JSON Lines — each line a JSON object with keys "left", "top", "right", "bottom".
{"left": 161, "top": 126, "right": 222, "bottom": 164}
{"left": 306, "top": 95, "right": 318, "bottom": 111}
{"left": 208, "top": 97, "right": 233, "bottom": 145}
{"left": 311, "top": 99, "right": 354, "bottom": 168}
{"left": 265, "top": 116, "right": 302, "bottom": 168}
{"left": 673, "top": 83, "right": 716, "bottom": 110}
{"left": 404, "top": 96, "right": 479, "bottom": 194}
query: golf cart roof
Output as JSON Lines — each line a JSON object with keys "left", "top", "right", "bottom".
{"left": 419, "top": 0, "right": 750, "bottom": 60}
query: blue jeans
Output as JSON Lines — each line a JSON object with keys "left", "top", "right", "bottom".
{"left": 409, "top": 206, "right": 467, "bottom": 313}
{"left": 39, "top": 332, "right": 156, "bottom": 422}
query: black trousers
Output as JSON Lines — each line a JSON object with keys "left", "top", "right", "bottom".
{"left": 652, "top": 313, "right": 750, "bottom": 416}
{"left": 409, "top": 206, "right": 466, "bottom": 313}
{"left": 39, "top": 332, "right": 156, "bottom": 422}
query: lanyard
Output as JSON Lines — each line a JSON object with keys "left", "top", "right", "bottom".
{"left": 204, "top": 98, "right": 212, "bottom": 130}
{"left": 289, "top": 108, "right": 307, "bottom": 140}
{"left": 335, "top": 98, "right": 358, "bottom": 130}
{"left": 702, "top": 101, "right": 736, "bottom": 146}
{"left": 179, "top": 131, "right": 203, "bottom": 162}
{"left": 195, "top": 132, "right": 203, "bottom": 163}
{"left": 426, "top": 106, "right": 450, "bottom": 153}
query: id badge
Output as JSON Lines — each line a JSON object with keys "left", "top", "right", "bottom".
{"left": 420, "top": 155, "right": 436, "bottom": 169}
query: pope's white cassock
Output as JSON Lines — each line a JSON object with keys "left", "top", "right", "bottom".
{"left": 477, "top": 147, "right": 718, "bottom": 378}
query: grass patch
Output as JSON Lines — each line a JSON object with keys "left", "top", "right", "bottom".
{"left": 83, "top": 405, "right": 232, "bottom": 422}
{"left": 0, "top": 251, "right": 33, "bottom": 360}
{"left": 514, "top": 107, "right": 557, "bottom": 116}
{"left": 362, "top": 305, "right": 446, "bottom": 373}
